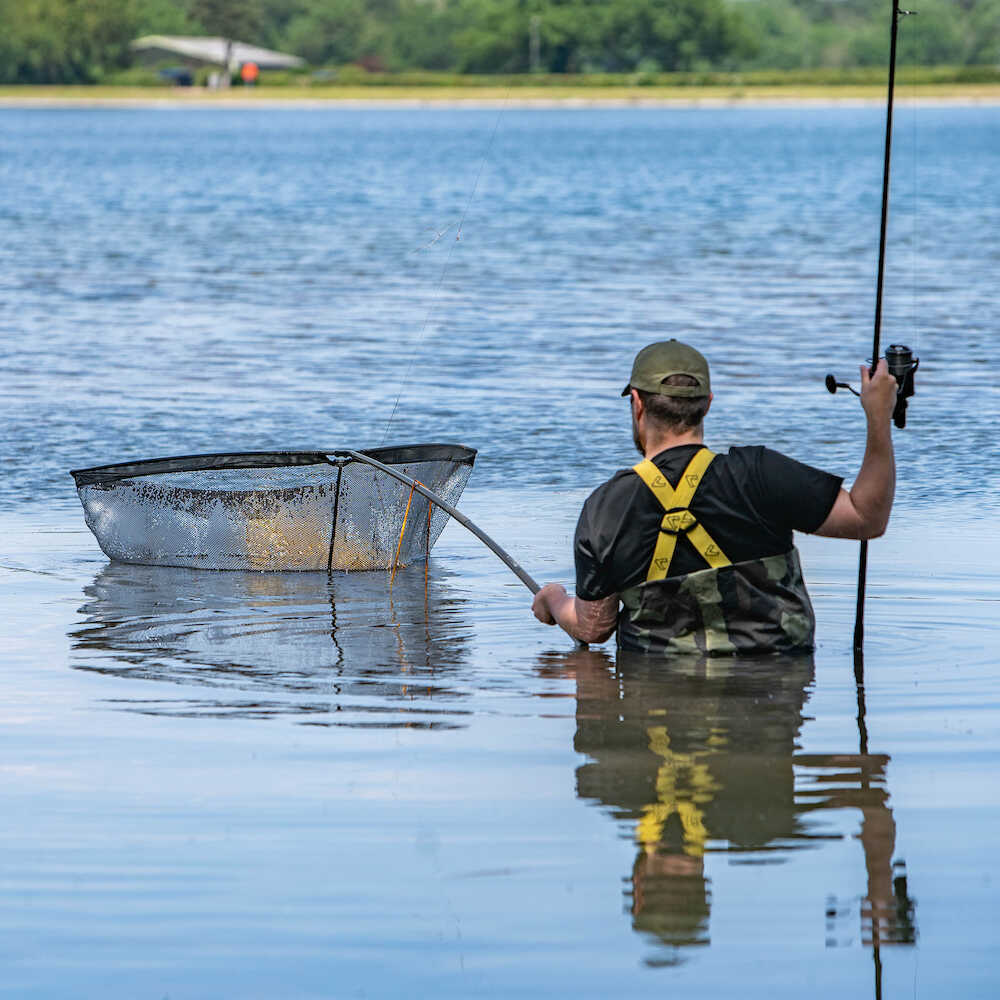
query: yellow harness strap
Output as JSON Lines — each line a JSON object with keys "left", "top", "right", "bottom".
{"left": 633, "top": 448, "right": 732, "bottom": 581}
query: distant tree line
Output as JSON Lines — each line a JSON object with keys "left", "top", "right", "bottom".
{"left": 0, "top": 0, "right": 998, "bottom": 84}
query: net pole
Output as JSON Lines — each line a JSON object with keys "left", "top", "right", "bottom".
{"left": 326, "top": 464, "right": 343, "bottom": 573}
{"left": 338, "top": 450, "right": 541, "bottom": 594}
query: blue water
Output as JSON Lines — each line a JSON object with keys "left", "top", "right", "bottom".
{"left": 2, "top": 106, "right": 998, "bottom": 504}
{"left": 2, "top": 105, "right": 999, "bottom": 998}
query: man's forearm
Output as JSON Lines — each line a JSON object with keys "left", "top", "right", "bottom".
{"left": 546, "top": 587, "right": 584, "bottom": 640}
{"left": 850, "top": 415, "right": 896, "bottom": 535}
{"left": 533, "top": 583, "right": 619, "bottom": 644}
{"left": 815, "top": 360, "right": 898, "bottom": 540}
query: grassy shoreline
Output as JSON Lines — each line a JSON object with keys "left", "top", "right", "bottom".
{"left": 2, "top": 82, "right": 1000, "bottom": 105}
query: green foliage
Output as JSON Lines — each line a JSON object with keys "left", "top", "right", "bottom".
{"left": 742, "top": 0, "right": 1000, "bottom": 69}
{"left": 284, "top": 0, "right": 368, "bottom": 68}
{"left": 292, "top": 65, "right": 1000, "bottom": 87}
{"left": 0, "top": 0, "right": 138, "bottom": 83}
{"left": 187, "top": 0, "right": 263, "bottom": 40}
{"left": 277, "top": 0, "right": 1000, "bottom": 74}
{"left": 1, "top": 0, "right": 998, "bottom": 84}
{"left": 100, "top": 64, "right": 175, "bottom": 84}
{"left": 132, "top": 0, "right": 196, "bottom": 35}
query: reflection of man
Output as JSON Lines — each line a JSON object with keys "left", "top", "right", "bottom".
{"left": 532, "top": 340, "right": 898, "bottom": 654}
{"left": 546, "top": 648, "right": 914, "bottom": 958}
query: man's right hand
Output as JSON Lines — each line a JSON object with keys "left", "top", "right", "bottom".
{"left": 860, "top": 358, "right": 898, "bottom": 424}
{"left": 532, "top": 583, "right": 564, "bottom": 625}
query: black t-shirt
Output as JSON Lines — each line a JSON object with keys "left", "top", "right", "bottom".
{"left": 575, "top": 444, "right": 843, "bottom": 601}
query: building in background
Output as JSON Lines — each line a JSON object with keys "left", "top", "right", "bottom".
{"left": 132, "top": 36, "right": 304, "bottom": 87}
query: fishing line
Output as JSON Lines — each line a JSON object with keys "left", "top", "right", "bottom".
{"left": 405, "top": 219, "right": 460, "bottom": 256}
{"left": 381, "top": 94, "right": 512, "bottom": 445}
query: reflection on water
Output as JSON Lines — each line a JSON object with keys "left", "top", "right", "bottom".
{"left": 71, "top": 562, "right": 473, "bottom": 727}
{"left": 539, "top": 649, "right": 916, "bottom": 967}
{"left": 63, "top": 556, "right": 930, "bottom": 989}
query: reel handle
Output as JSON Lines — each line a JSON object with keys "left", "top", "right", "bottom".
{"left": 825, "top": 374, "right": 860, "bottom": 397}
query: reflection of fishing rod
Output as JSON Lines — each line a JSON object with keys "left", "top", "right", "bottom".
{"left": 338, "top": 449, "right": 541, "bottom": 594}
{"left": 824, "top": 0, "right": 918, "bottom": 663}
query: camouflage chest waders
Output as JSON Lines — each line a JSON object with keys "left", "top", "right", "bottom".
{"left": 618, "top": 448, "right": 816, "bottom": 657}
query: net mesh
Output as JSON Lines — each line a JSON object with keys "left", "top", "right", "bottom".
{"left": 72, "top": 446, "right": 475, "bottom": 572}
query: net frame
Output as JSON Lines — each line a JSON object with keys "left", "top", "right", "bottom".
{"left": 71, "top": 444, "right": 476, "bottom": 573}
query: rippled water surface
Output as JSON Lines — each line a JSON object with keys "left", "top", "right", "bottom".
{"left": 2, "top": 106, "right": 999, "bottom": 998}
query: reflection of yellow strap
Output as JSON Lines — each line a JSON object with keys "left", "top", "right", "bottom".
{"left": 633, "top": 448, "right": 731, "bottom": 581}
{"left": 635, "top": 725, "right": 717, "bottom": 857}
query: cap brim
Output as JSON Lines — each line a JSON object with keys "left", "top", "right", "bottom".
{"left": 621, "top": 384, "right": 631, "bottom": 397}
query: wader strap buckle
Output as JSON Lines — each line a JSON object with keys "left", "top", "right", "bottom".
{"left": 659, "top": 509, "right": 697, "bottom": 535}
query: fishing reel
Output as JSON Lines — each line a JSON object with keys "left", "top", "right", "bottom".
{"left": 825, "top": 344, "right": 919, "bottom": 429}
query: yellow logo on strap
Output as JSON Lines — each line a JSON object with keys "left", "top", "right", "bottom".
{"left": 633, "top": 448, "right": 732, "bottom": 582}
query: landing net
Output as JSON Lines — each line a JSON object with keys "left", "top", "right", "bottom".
{"left": 71, "top": 445, "right": 476, "bottom": 572}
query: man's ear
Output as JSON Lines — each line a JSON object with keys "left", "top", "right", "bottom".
{"left": 704, "top": 392, "right": 713, "bottom": 415}
{"left": 630, "top": 388, "right": 644, "bottom": 419}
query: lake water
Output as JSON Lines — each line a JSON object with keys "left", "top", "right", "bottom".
{"left": 1, "top": 105, "right": 999, "bottom": 998}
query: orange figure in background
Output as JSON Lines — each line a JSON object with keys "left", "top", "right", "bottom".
{"left": 240, "top": 62, "right": 260, "bottom": 87}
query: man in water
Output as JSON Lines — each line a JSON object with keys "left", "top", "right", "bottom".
{"left": 532, "top": 339, "right": 898, "bottom": 654}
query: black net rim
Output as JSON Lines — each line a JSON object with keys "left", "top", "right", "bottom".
{"left": 70, "top": 443, "right": 477, "bottom": 488}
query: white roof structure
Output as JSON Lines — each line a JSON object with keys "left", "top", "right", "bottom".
{"left": 132, "top": 36, "right": 305, "bottom": 70}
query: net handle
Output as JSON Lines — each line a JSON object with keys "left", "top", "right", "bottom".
{"left": 337, "top": 450, "right": 540, "bottom": 594}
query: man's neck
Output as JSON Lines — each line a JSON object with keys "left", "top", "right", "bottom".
{"left": 643, "top": 428, "right": 704, "bottom": 460}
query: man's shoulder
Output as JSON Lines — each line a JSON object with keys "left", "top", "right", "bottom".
{"left": 578, "top": 466, "right": 646, "bottom": 539}
{"left": 583, "top": 466, "right": 641, "bottom": 508}
{"left": 718, "top": 444, "right": 768, "bottom": 462}
{"left": 720, "top": 444, "right": 834, "bottom": 474}
{"left": 715, "top": 444, "right": 800, "bottom": 472}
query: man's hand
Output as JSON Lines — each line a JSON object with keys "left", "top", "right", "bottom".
{"left": 860, "top": 358, "right": 898, "bottom": 425}
{"left": 532, "top": 583, "right": 566, "bottom": 625}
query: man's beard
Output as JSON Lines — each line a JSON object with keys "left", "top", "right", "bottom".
{"left": 632, "top": 411, "right": 644, "bottom": 456}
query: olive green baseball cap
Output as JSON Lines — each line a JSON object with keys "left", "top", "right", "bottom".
{"left": 621, "top": 339, "right": 711, "bottom": 398}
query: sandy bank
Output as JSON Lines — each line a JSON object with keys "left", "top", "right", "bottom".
{"left": 2, "top": 83, "right": 999, "bottom": 109}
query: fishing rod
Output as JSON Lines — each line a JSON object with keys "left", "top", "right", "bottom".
{"left": 824, "top": 0, "right": 919, "bottom": 667}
